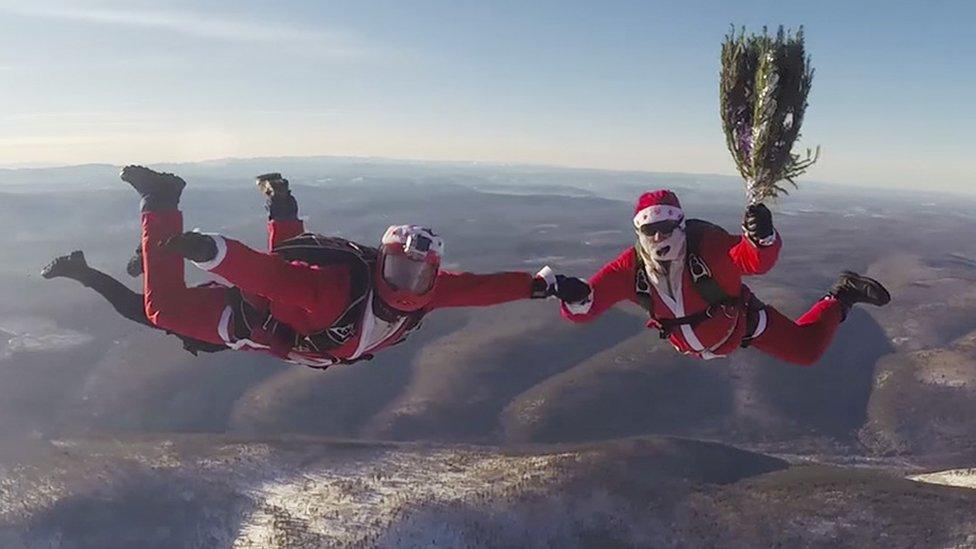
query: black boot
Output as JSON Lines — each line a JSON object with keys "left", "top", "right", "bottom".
{"left": 829, "top": 271, "right": 891, "bottom": 310}
{"left": 163, "top": 232, "right": 218, "bottom": 263}
{"left": 256, "top": 172, "right": 298, "bottom": 220}
{"left": 41, "top": 251, "right": 90, "bottom": 280}
{"left": 120, "top": 165, "right": 186, "bottom": 212}
{"left": 125, "top": 245, "right": 143, "bottom": 277}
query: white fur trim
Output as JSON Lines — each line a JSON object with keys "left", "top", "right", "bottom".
{"left": 217, "top": 305, "right": 269, "bottom": 351}
{"left": 750, "top": 309, "right": 768, "bottom": 339}
{"left": 633, "top": 204, "right": 683, "bottom": 228}
{"left": 756, "top": 230, "right": 778, "bottom": 247}
{"left": 220, "top": 303, "right": 329, "bottom": 364}
{"left": 229, "top": 338, "right": 270, "bottom": 351}
{"left": 351, "top": 291, "right": 408, "bottom": 359}
{"left": 192, "top": 233, "right": 228, "bottom": 271}
{"left": 648, "top": 259, "right": 684, "bottom": 316}
{"left": 217, "top": 306, "right": 234, "bottom": 344}
{"left": 680, "top": 324, "right": 706, "bottom": 353}
{"left": 647, "top": 259, "right": 729, "bottom": 360}
{"left": 536, "top": 265, "right": 556, "bottom": 288}
{"left": 350, "top": 290, "right": 377, "bottom": 360}
{"left": 744, "top": 229, "right": 778, "bottom": 248}
{"left": 285, "top": 353, "right": 335, "bottom": 368}
{"left": 564, "top": 296, "right": 593, "bottom": 315}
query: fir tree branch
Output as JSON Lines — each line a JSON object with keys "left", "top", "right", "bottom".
{"left": 720, "top": 25, "right": 817, "bottom": 203}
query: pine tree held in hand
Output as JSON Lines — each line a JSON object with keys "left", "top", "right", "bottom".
{"left": 720, "top": 26, "right": 819, "bottom": 204}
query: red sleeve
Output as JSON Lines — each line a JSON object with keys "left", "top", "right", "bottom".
{"left": 427, "top": 271, "right": 534, "bottom": 309}
{"left": 267, "top": 219, "right": 305, "bottom": 250}
{"left": 561, "top": 249, "right": 636, "bottom": 323}
{"left": 202, "top": 235, "right": 350, "bottom": 312}
{"left": 726, "top": 230, "right": 781, "bottom": 275}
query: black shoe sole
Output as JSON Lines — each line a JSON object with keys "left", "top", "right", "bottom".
{"left": 120, "top": 166, "right": 186, "bottom": 195}
{"left": 839, "top": 271, "right": 891, "bottom": 306}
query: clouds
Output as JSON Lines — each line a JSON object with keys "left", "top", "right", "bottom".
{"left": 1, "top": 2, "right": 371, "bottom": 60}
{"left": 0, "top": 1, "right": 971, "bottom": 190}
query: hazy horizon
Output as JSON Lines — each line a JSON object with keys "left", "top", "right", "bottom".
{"left": 2, "top": 153, "right": 973, "bottom": 199}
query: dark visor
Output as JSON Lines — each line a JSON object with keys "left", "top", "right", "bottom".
{"left": 638, "top": 218, "right": 681, "bottom": 236}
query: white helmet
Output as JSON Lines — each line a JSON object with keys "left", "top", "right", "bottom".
{"left": 376, "top": 225, "right": 445, "bottom": 312}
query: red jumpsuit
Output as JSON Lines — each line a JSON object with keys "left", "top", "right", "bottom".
{"left": 141, "top": 209, "right": 536, "bottom": 366}
{"left": 561, "top": 225, "right": 843, "bottom": 365}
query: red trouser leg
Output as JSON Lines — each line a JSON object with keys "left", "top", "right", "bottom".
{"left": 141, "top": 210, "right": 228, "bottom": 345}
{"left": 749, "top": 297, "right": 844, "bottom": 366}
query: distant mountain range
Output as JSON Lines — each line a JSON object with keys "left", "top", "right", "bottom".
{"left": 0, "top": 155, "right": 751, "bottom": 199}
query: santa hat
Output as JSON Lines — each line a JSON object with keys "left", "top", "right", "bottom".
{"left": 633, "top": 190, "right": 684, "bottom": 228}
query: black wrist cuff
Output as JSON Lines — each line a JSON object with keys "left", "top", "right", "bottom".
{"left": 748, "top": 230, "right": 776, "bottom": 247}
{"left": 531, "top": 277, "right": 551, "bottom": 299}
{"left": 140, "top": 196, "right": 180, "bottom": 213}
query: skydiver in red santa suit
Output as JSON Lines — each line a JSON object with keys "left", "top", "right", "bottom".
{"left": 556, "top": 190, "right": 890, "bottom": 365}
{"left": 121, "top": 165, "right": 585, "bottom": 369}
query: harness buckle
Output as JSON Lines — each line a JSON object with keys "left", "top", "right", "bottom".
{"left": 688, "top": 253, "right": 711, "bottom": 282}
{"left": 635, "top": 268, "right": 651, "bottom": 295}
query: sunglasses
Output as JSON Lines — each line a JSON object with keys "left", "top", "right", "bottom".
{"left": 638, "top": 219, "right": 682, "bottom": 237}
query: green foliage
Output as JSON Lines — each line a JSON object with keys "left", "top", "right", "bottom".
{"left": 720, "top": 26, "right": 818, "bottom": 203}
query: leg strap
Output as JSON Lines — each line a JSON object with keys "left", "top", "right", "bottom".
{"left": 740, "top": 295, "right": 768, "bottom": 348}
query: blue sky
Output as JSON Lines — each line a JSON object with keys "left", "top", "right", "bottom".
{"left": 0, "top": 0, "right": 973, "bottom": 191}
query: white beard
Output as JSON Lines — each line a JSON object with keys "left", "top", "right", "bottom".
{"left": 638, "top": 228, "right": 686, "bottom": 264}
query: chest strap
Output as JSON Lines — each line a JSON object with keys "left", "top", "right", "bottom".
{"left": 655, "top": 309, "right": 719, "bottom": 340}
{"left": 634, "top": 220, "right": 738, "bottom": 340}
{"left": 686, "top": 251, "right": 733, "bottom": 308}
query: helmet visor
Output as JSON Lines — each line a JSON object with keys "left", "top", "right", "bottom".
{"left": 382, "top": 252, "right": 437, "bottom": 294}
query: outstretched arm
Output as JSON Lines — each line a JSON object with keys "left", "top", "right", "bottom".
{"left": 428, "top": 270, "right": 536, "bottom": 309}
{"left": 727, "top": 232, "right": 781, "bottom": 275}
{"left": 727, "top": 204, "right": 781, "bottom": 275}
{"left": 560, "top": 249, "right": 636, "bottom": 323}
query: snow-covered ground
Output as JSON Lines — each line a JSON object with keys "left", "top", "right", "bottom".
{"left": 910, "top": 468, "right": 976, "bottom": 489}
{"left": 233, "top": 448, "right": 575, "bottom": 547}
{"left": 0, "top": 436, "right": 593, "bottom": 547}
{"left": 3, "top": 435, "right": 976, "bottom": 548}
{"left": 0, "top": 317, "right": 92, "bottom": 358}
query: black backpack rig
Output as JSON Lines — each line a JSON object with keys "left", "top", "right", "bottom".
{"left": 227, "top": 233, "right": 426, "bottom": 366}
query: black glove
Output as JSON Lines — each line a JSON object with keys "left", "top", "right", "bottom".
{"left": 125, "top": 245, "right": 143, "bottom": 277}
{"left": 743, "top": 203, "right": 774, "bottom": 245}
{"left": 555, "top": 275, "right": 591, "bottom": 303}
{"left": 162, "top": 232, "right": 218, "bottom": 263}
{"left": 256, "top": 172, "right": 298, "bottom": 220}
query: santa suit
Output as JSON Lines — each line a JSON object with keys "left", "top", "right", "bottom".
{"left": 141, "top": 209, "right": 536, "bottom": 367}
{"left": 561, "top": 193, "right": 845, "bottom": 366}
